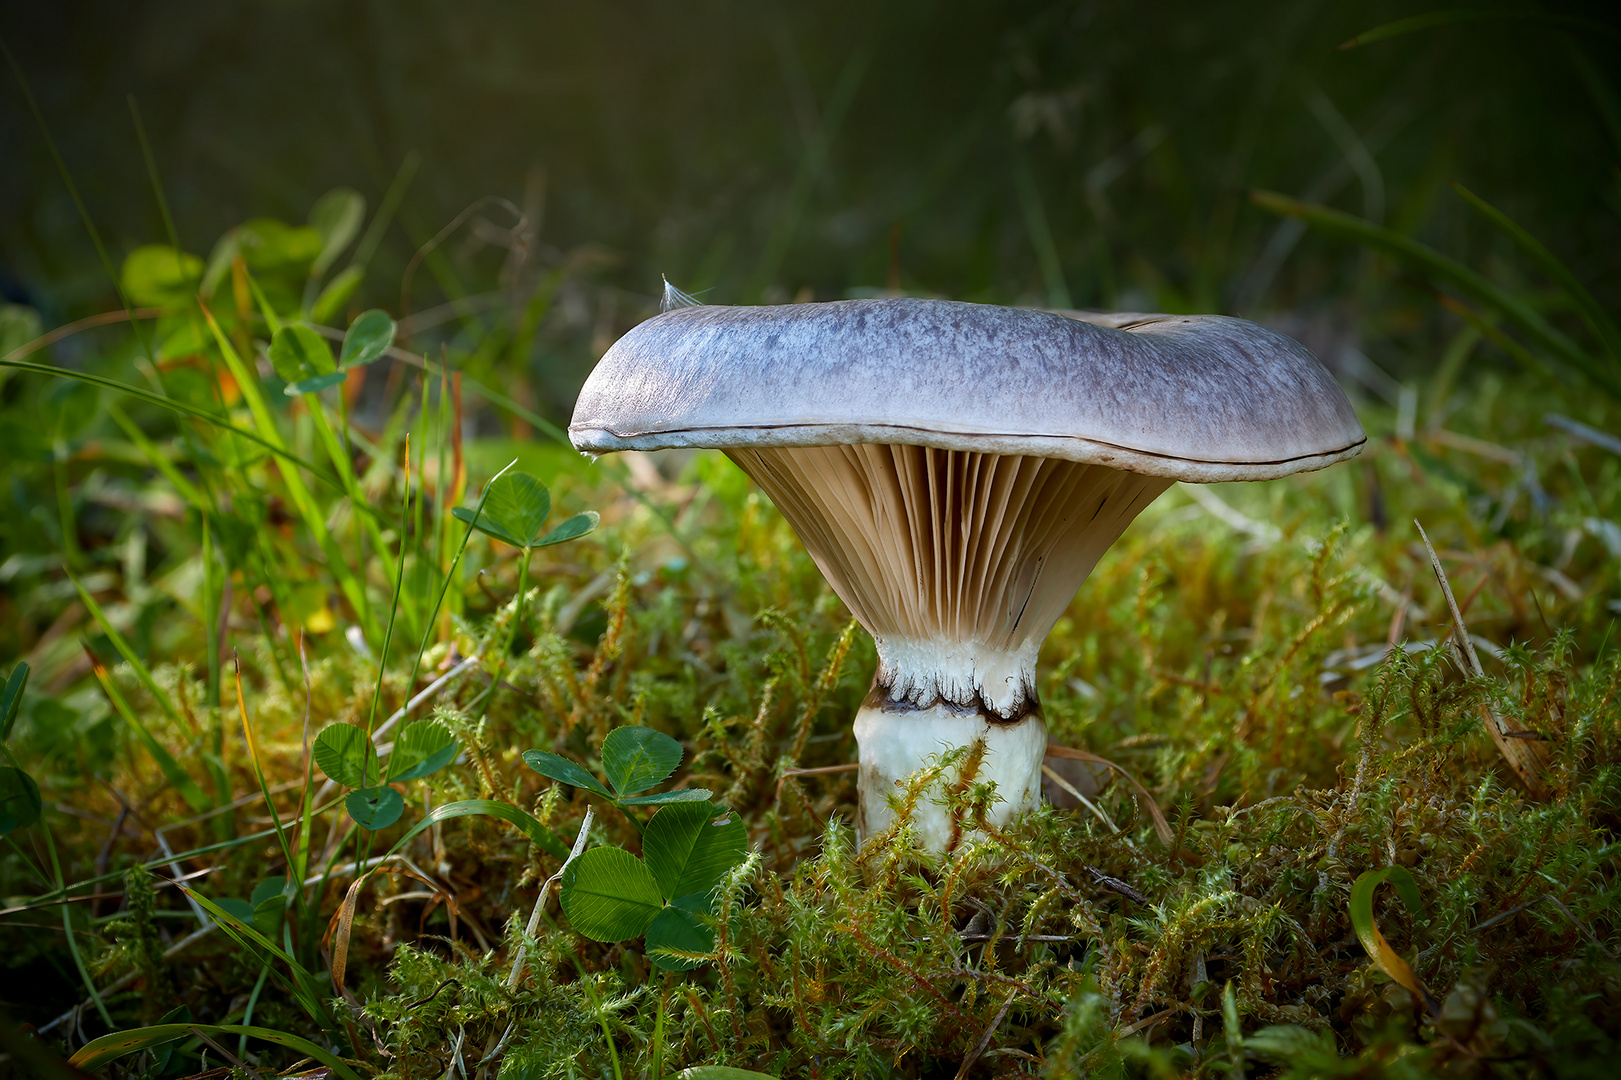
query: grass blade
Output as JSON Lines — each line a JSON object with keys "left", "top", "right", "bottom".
{"left": 402, "top": 459, "right": 517, "bottom": 698}
{"left": 177, "top": 883, "right": 334, "bottom": 1029}
{"left": 198, "top": 303, "right": 379, "bottom": 639}
{"left": 1045, "top": 744, "right": 1173, "bottom": 846}
{"left": 1339, "top": 10, "right": 1618, "bottom": 50}
{"left": 386, "top": 798, "right": 571, "bottom": 862}
{"left": 0, "top": 358, "right": 346, "bottom": 492}
{"left": 86, "top": 648, "right": 211, "bottom": 814}
{"left": 233, "top": 652, "right": 306, "bottom": 929}
{"left": 1451, "top": 181, "right": 1621, "bottom": 362}
{"left": 70, "top": 1023, "right": 363, "bottom": 1080}
{"left": 1249, "top": 190, "right": 1621, "bottom": 399}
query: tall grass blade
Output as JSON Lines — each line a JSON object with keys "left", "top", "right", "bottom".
{"left": 1339, "top": 10, "right": 1618, "bottom": 51}
{"left": 233, "top": 653, "right": 305, "bottom": 928}
{"left": 1250, "top": 190, "right": 1621, "bottom": 399}
{"left": 199, "top": 303, "right": 378, "bottom": 638}
{"left": 403, "top": 459, "right": 516, "bottom": 697}
{"left": 69, "top": 1023, "right": 363, "bottom": 1080}
{"left": 352, "top": 151, "right": 420, "bottom": 272}
{"left": 177, "top": 883, "right": 335, "bottom": 1030}
{"left": 0, "top": 37, "right": 160, "bottom": 376}
{"left": 127, "top": 95, "right": 186, "bottom": 259}
{"left": 1451, "top": 181, "right": 1621, "bottom": 362}
{"left": 86, "top": 647, "right": 211, "bottom": 814}
{"left": 365, "top": 434, "right": 412, "bottom": 761}
{"left": 1, "top": 359, "right": 345, "bottom": 493}
{"left": 73, "top": 580, "right": 186, "bottom": 725}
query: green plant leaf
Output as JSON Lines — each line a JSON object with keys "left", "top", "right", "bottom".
{"left": 1221, "top": 980, "right": 1244, "bottom": 1073}
{"left": 180, "top": 884, "right": 333, "bottom": 1028}
{"left": 120, "top": 245, "right": 201, "bottom": 306}
{"left": 616, "top": 788, "right": 714, "bottom": 806}
{"left": 251, "top": 893, "right": 287, "bottom": 939}
{"left": 522, "top": 749, "right": 614, "bottom": 800}
{"left": 309, "top": 187, "right": 365, "bottom": 277}
{"left": 675, "top": 1069, "right": 780, "bottom": 1080}
{"left": 148, "top": 1006, "right": 192, "bottom": 1075}
{"left": 313, "top": 723, "right": 380, "bottom": 789}
{"left": 215, "top": 897, "right": 254, "bottom": 924}
{"left": 312, "top": 265, "right": 365, "bottom": 324}
{"left": 1349, "top": 865, "right": 1432, "bottom": 1010}
{"left": 269, "top": 324, "right": 336, "bottom": 384}
{"left": 250, "top": 876, "right": 288, "bottom": 908}
{"left": 69, "top": 1023, "right": 362, "bottom": 1080}
{"left": 602, "top": 725, "right": 684, "bottom": 797}
{"left": 339, "top": 309, "right": 397, "bottom": 369}
{"left": 452, "top": 471, "right": 550, "bottom": 548}
{"left": 0, "top": 767, "right": 42, "bottom": 835}
{"left": 219, "top": 887, "right": 287, "bottom": 939}
{"left": 560, "top": 847, "right": 665, "bottom": 942}
{"left": 642, "top": 801, "right": 747, "bottom": 901}
{"left": 1, "top": 662, "right": 27, "bottom": 741}
{"left": 236, "top": 218, "right": 324, "bottom": 275}
{"left": 388, "top": 718, "right": 460, "bottom": 782}
{"left": 347, "top": 786, "right": 405, "bottom": 830}
{"left": 283, "top": 370, "right": 348, "bottom": 396}
{"left": 533, "top": 510, "right": 600, "bottom": 547}
{"left": 1244, "top": 1024, "right": 1339, "bottom": 1065}
{"left": 646, "top": 892, "right": 716, "bottom": 971}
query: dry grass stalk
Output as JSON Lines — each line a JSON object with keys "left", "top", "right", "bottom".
{"left": 1415, "top": 520, "right": 1550, "bottom": 796}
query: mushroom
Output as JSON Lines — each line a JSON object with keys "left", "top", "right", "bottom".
{"left": 570, "top": 298, "right": 1364, "bottom": 851}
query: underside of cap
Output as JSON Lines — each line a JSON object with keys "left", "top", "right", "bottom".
{"left": 569, "top": 298, "right": 1366, "bottom": 483}
{"left": 729, "top": 443, "right": 1171, "bottom": 717}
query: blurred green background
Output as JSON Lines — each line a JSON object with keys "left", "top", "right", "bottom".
{"left": 5, "top": 0, "right": 1619, "bottom": 420}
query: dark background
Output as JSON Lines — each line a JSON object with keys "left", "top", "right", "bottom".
{"left": 4, "top": 0, "right": 1620, "bottom": 416}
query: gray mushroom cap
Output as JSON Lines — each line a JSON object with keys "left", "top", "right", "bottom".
{"left": 569, "top": 298, "right": 1365, "bottom": 482}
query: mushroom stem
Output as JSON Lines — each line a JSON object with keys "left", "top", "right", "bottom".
{"left": 854, "top": 695, "right": 1047, "bottom": 850}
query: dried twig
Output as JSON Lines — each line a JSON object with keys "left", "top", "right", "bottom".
{"left": 1415, "top": 521, "right": 1549, "bottom": 796}
{"left": 508, "top": 807, "right": 594, "bottom": 989}
{"left": 774, "top": 761, "right": 859, "bottom": 804}
{"left": 1040, "top": 762, "right": 1119, "bottom": 833}
{"left": 1045, "top": 744, "right": 1173, "bottom": 847}
{"left": 953, "top": 987, "right": 1020, "bottom": 1080}
{"left": 1082, "top": 865, "right": 1150, "bottom": 904}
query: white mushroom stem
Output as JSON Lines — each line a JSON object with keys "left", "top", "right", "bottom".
{"left": 854, "top": 699, "right": 1047, "bottom": 851}
{"left": 727, "top": 443, "right": 1171, "bottom": 850}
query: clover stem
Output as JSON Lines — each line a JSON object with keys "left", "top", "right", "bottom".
{"left": 610, "top": 798, "right": 648, "bottom": 838}
{"left": 405, "top": 459, "right": 515, "bottom": 701}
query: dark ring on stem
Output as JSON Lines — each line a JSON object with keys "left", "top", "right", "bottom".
{"left": 862, "top": 677, "right": 1040, "bottom": 725}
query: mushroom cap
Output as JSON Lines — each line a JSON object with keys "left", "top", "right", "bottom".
{"left": 569, "top": 298, "right": 1365, "bottom": 482}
